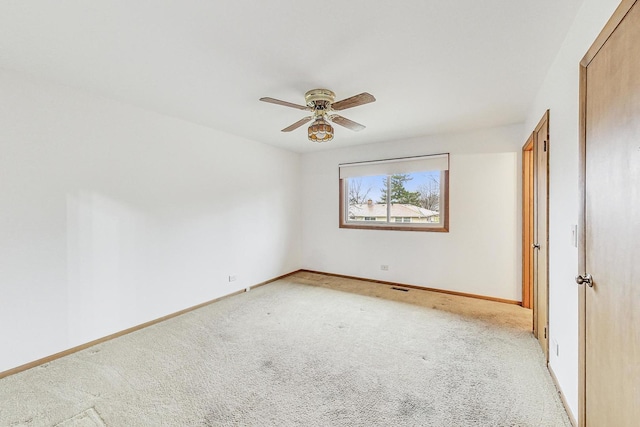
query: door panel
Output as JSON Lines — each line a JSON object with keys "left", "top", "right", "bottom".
{"left": 533, "top": 112, "right": 549, "bottom": 361}
{"left": 583, "top": 1, "right": 640, "bottom": 425}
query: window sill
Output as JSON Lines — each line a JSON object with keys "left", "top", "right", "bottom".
{"left": 339, "top": 223, "right": 449, "bottom": 232}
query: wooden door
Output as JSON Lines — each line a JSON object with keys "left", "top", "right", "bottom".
{"left": 579, "top": 1, "right": 640, "bottom": 425}
{"left": 532, "top": 112, "right": 549, "bottom": 361}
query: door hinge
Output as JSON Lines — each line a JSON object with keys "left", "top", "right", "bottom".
{"left": 544, "top": 140, "right": 547, "bottom": 152}
{"left": 544, "top": 326, "right": 547, "bottom": 339}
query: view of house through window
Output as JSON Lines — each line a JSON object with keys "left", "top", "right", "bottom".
{"left": 339, "top": 154, "right": 449, "bottom": 232}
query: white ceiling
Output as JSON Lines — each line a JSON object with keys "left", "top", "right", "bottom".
{"left": 0, "top": 1, "right": 584, "bottom": 153}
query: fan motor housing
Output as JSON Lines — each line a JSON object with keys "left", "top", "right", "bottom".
{"left": 305, "top": 89, "right": 336, "bottom": 109}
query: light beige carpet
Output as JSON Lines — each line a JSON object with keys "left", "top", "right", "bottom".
{"left": 0, "top": 272, "right": 570, "bottom": 426}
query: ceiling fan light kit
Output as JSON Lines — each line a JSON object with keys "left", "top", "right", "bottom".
{"left": 308, "top": 118, "right": 334, "bottom": 142}
{"left": 260, "top": 88, "right": 375, "bottom": 143}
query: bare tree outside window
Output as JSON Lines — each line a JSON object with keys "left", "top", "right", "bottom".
{"left": 347, "top": 178, "right": 373, "bottom": 205}
{"left": 418, "top": 175, "right": 440, "bottom": 211}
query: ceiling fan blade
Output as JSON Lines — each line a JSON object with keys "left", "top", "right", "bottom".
{"left": 329, "top": 115, "right": 366, "bottom": 132}
{"left": 281, "top": 116, "right": 313, "bottom": 132}
{"left": 331, "top": 92, "right": 376, "bottom": 111}
{"left": 260, "top": 97, "right": 310, "bottom": 111}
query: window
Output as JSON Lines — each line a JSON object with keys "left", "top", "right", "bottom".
{"left": 394, "top": 217, "right": 411, "bottom": 223}
{"left": 339, "top": 154, "right": 449, "bottom": 232}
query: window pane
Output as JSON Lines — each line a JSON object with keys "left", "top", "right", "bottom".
{"left": 382, "top": 171, "right": 441, "bottom": 224}
{"left": 406, "top": 171, "right": 441, "bottom": 223}
{"left": 346, "top": 175, "right": 387, "bottom": 222}
{"left": 346, "top": 171, "right": 442, "bottom": 225}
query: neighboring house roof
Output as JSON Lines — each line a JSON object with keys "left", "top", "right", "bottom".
{"left": 348, "top": 203, "right": 438, "bottom": 218}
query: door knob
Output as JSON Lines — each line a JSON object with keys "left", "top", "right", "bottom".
{"left": 575, "top": 274, "right": 593, "bottom": 287}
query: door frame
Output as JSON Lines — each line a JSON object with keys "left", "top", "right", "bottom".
{"left": 522, "top": 134, "right": 534, "bottom": 310}
{"left": 578, "top": 1, "right": 637, "bottom": 425}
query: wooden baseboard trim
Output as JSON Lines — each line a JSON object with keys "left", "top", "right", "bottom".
{"left": 0, "top": 270, "right": 299, "bottom": 380}
{"left": 548, "top": 363, "right": 577, "bottom": 427}
{"left": 300, "top": 269, "right": 522, "bottom": 305}
{"left": 249, "top": 270, "right": 299, "bottom": 290}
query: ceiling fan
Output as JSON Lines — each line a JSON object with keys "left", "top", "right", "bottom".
{"left": 260, "top": 89, "right": 376, "bottom": 142}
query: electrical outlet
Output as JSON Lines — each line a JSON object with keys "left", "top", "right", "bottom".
{"left": 552, "top": 338, "right": 559, "bottom": 356}
{"left": 380, "top": 265, "right": 389, "bottom": 271}
{"left": 228, "top": 275, "right": 237, "bottom": 282}
{"left": 571, "top": 224, "right": 578, "bottom": 247}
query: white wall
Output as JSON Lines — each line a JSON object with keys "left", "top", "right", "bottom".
{"left": 523, "top": 0, "right": 620, "bottom": 419}
{"left": 0, "top": 69, "right": 301, "bottom": 372}
{"left": 300, "top": 124, "right": 524, "bottom": 301}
